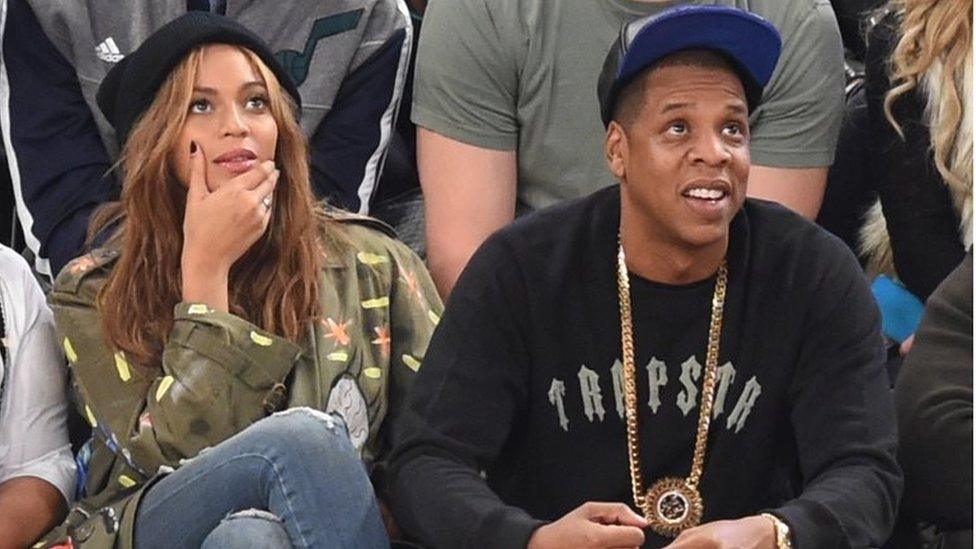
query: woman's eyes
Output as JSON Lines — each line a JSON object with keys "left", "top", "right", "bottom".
{"left": 245, "top": 95, "right": 268, "bottom": 110}
{"left": 187, "top": 95, "right": 268, "bottom": 114}
{"left": 189, "top": 99, "right": 211, "bottom": 114}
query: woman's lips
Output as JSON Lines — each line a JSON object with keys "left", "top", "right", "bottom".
{"left": 213, "top": 148, "right": 258, "bottom": 175}
{"left": 215, "top": 158, "right": 257, "bottom": 175}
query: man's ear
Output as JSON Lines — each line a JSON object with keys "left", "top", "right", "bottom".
{"left": 605, "top": 121, "right": 627, "bottom": 181}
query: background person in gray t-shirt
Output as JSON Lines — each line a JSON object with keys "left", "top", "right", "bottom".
{"left": 413, "top": 0, "right": 844, "bottom": 296}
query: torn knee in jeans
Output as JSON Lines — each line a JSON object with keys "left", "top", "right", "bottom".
{"left": 224, "top": 508, "right": 283, "bottom": 523}
{"left": 203, "top": 509, "right": 291, "bottom": 549}
{"left": 269, "top": 406, "right": 348, "bottom": 434}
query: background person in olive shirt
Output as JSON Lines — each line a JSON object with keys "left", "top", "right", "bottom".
{"left": 413, "top": 0, "right": 845, "bottom": 296}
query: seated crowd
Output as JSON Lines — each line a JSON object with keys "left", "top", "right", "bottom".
{"left": 0, "top": 0, "right": 970, "bottom": 548}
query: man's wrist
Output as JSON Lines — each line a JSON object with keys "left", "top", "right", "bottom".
{"left": 760, "top": 513, "right": 793, "bottom": 549}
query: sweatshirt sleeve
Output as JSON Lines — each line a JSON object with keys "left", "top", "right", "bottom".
{"left": 1, "top": 0, "right": 116, "bottom": 278}
{"left": 387, "top": 233, "right": 545, "bottom": 549}
{"left": 771, "top": 233, "right": 902, "bottom": 548}
{"left": 48, "top": 254, "right": 302, "bottom": 478}
{"left": 308, "top": 0, "right": 412, "bottom": 214}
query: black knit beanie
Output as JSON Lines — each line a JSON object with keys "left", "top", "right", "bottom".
{"left": 96, "top": 11, "right": 302, "bottom": 148}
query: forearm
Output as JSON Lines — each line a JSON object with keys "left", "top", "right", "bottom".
{"left": 425, "top": 227, "right": 503, "bottom": 301}
{"left": 390, "top": 452, "right": 543, "bottom": 549}
{"left": 0, "top": 477, "right": 67, "bottom": 549}
{"left": 747, "top": 166, "right": 827, "bottom": 220}
{"left": 774, "top": 458, "right": 900, "bottom": 548}
{"left": 418, "top": 128, "right": 517, "bottom": 298}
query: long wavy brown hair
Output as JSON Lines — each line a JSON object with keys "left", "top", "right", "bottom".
{"left": 883, "top": 0, "right": 972, "bottom": 242}
{"left": 90, "top": 45, "right": 341, "bottom": 370}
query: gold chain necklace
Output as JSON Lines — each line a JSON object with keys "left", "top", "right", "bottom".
{"left": 615, "top": 240, "right": 727, "bottom": 537}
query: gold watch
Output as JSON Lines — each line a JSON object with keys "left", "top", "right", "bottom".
{"left": 760, "top": 513, "right": 793, "bottom": 549}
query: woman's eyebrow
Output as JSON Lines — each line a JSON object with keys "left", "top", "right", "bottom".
{"left": 191, "top": 81, "right": 266, "bottom": 95}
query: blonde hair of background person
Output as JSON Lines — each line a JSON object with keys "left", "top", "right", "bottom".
{"left": 885, "top": 0, "right": 972, "bottom": 222}
{"left": 87, "top": 45, "right": 344, "bottom": 370}
{"left": 859, "top": 0, "right": 972, "bottom": 278}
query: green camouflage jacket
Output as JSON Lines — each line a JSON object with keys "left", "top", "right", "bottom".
{"left": 37, "top": 216, "right": 442, "bottom": 548}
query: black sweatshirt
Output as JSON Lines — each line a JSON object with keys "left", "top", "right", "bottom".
{"left": 388, "top": 186, "right": 902, "bottom": 548}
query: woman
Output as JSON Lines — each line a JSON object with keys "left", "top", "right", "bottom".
{"left": 858, "top": 0, "right": 972, "bottom": 301}
{"left": 39, "top": 12, "right": 441, "bottom": 548}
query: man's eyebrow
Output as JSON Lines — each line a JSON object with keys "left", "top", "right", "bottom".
{"left": 659, "top": 101, "right": 692, "bottom": 114}
{"left": 726, "top": 103, "right": 748, "bottom": 115}
{"left": 657, "top": 101, "right": 748, "bottom": 115}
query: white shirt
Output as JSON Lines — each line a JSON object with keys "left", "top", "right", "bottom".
{"left": 0, "top": 245, "right": 75, "bottom": 502}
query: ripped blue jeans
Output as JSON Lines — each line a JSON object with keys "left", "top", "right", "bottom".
{"left": 133, "top": 408, "right": 388, "bottom": 548}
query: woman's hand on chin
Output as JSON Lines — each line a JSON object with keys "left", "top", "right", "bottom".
{"left": 181, "top": 140, "right": 279, "bottom": 310}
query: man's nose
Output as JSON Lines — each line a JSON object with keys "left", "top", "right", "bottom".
{"left": 690, "top": 132, "right": 732, "bottom": 165}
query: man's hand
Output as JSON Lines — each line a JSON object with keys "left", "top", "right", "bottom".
{"left": 181, "top": 142, "right": 279, "bottom": 310}
{"left": 899, "top": 334, "right": 915, "bottom": 356}
{"left": 665, "top": 516, "right": 775, "bottom": 549}
{"left": 527, "top": 502, "right": 648, "bottom": 549}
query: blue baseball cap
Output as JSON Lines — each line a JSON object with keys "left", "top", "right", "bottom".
{"left": 598, "top": 5, "right": 782, "bottom": 126}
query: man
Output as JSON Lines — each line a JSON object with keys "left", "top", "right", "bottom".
{"left": 0, "top": 244, "right": 76, "bottom": 547}
{"left": 1, "top": 0, "right": 412, "bottom": 277}
{"left": 388, "top": 7, "right": 900, "bottom": 548}
{"left": 414, "top": 0, "right": 844, "bottom": 296}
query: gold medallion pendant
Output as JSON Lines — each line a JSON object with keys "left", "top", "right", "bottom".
{"left": 615, "top": 239, "right": 727, "bottom": 539}
{"left": 644, "top": 477, "right": 704, "bottom": 537}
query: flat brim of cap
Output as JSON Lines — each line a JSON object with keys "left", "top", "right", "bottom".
{"left": 618, "top": 7, "right": 781, "bottom": 96}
